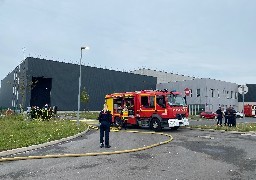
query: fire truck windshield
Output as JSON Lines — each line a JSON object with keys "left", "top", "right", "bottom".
{"left": 167, "top": 94, "right": 186, "bottom": 106}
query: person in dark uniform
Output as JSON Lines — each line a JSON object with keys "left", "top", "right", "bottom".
{"left": 42, "top": 104, "right": 49, "bottom": 120}
{"left": 98, "top": 104, "right": 112, "bottom": 148}
{"left": 226, "top": 106, "right": 232, "bottom": 127}
{"left": 216, "top": 107, "right": 223, "bottom": 126}
{"left": 227, "top": 106, "right": 236, "bottom": 127}
{"left": 31, "top": 106, "right": 36, "bottom": 119}
{"left": 231, "top": 107, "right": 237, "bottom": 127}
{"left": 224, "top": 109, "right": 228, "bottom": 126}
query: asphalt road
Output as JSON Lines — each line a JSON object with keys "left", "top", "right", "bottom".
{"left": 0, "top": 118, "right": 256, "bottom": 180}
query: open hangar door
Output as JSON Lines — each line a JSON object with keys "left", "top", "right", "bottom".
{"left": 30, "top": 77, "right": 52, "bottom": 108}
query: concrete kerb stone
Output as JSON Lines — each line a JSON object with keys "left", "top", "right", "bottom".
{"left": 0, "top": 125, "right": 90, "bottom": 157}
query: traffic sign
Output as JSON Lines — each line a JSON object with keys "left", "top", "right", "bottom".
{"left": 238, "top": 85, "right": 248, "bottom": 94}
{"left": 184, "top": 88, "right": 190, "bottom": 96}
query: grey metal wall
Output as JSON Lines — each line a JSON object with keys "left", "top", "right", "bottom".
{"left": 132, "top": 68, "right": 195, "bottom": 84}
{"left": 0, "top": 71, "right": 15, "bottom": 109}
{"left": 157, "top": 78, "right": 239, "bottom": 112}
{"left": 0, "top": 57, "right": 157, "bottom": 111}
{"left": 0, "top": 60, "right": 28, "bottom": 110}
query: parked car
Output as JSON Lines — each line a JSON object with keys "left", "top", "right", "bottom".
{"left": 235, "top": 112, "right": 244, "bottom": 118}
{"left": 200, "top": 111, "right": 216, "bottom": 119}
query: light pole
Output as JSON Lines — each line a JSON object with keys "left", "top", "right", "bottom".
{"left": 77, "top": 46, "right": 89, "bottom": 125}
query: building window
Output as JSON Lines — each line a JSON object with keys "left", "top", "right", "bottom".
{"left": 227, "top": 91, "right": 229, "bottom": 99}
{"left": 218, "top": 90, "right": 220, "bottom": 98}
{"left": 196, "top": 89, "right": 200, "bottom": 97}
{"left": 190, "top": 89, "right": 192, "bottom": 97}
{"left": 235, "top": 92, "right": 238, "bottom": 99}
{"left": 211, "top": 89, "right": 214, "bottom": 97}
{"left": 231, "top": 91, "right": 233, "bottom": 99}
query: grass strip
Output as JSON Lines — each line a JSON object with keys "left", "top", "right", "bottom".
{"left": 190, "top": 123, "right": 256, "bottom": 132}
{"left": 0, "top": 115, "right": 88, "bottom": 151}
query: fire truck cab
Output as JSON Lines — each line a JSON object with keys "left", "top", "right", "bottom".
{"left": 105, "top": 90, "right": 189, "bottom": 131}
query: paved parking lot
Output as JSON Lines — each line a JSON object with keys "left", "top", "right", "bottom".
{"left": 0, "top": 118, "right": 255, "bottom": 180}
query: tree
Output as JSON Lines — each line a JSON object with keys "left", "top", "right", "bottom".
{"left": 80, "top": 87, "right": 90, "bottom": 112}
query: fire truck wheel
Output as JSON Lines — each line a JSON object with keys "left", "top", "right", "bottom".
{"left": 114, "top": 117, "right": 123, "bottom": 129}
{"left": 150, "top": 118, "right": 162, "bottom": 131}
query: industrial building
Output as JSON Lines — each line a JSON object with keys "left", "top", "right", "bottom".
{"left": 157, "top": 78, "right": 239, "bottom": 114}
{"left": 0, "top": 57, "right": 157, "bottom": 111}
{"left": 1, "top": 58, "right": 255, "bottom": 114}
{"left": 133, "top": 69, "right": 240, "bottom": 114}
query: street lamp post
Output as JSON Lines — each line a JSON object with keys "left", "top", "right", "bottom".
{"left": 77, "top": 46, "right": 89, "bottom": 125}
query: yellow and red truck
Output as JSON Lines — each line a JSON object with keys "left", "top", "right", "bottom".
{"left": 105, "top": 90, "right": 189, "bottom": 131}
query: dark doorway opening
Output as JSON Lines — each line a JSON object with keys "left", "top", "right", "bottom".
{"left": 30, "top": 77, "right": 52, "bottom": 108}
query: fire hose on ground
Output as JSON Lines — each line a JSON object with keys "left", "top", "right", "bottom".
{"left": 0, "top": 125, "right": 173, "bottom": 162}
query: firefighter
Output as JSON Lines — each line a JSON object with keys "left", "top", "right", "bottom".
{"left": 224, "top": 109, "right": 228, "bottom": 126}
{"left": 98, "top": 104, "right": 112, "bottom": 148}
{"left": 122, "top": 105, "right": 129, "bottom": 130}
{"left": 226, "top": 106, "right": 231, "bottom": 127}
{"left": 48, "top": 106, "right": 53, "bottom": 119}
{"left": 216, "top": 107, "right": 223, "bottom": 126}
{"left": 231, "top": 107, "right": 237, "bottom": 127}
{"left": 227, "top": 106, "right": 236, "bottom": 127}
{"left": 31, "top": 106, "right": 36, "bottom": 119}
{"left": 35, "top": 106, "right": 41, "bottom": 119}
{"left": 42, "top": 104, "right": 49, "bottom": 120}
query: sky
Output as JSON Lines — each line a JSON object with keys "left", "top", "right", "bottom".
{"left": 0, "top": 0, "right": 255, "bottom": 86}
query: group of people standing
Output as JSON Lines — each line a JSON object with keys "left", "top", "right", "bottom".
{"left": 216, "top": 106, "right": 237, "bottom": 127}
{"left": 28, "top": 105, "right": 58, "bottom": 120}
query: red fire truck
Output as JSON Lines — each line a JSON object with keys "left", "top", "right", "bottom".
{"left": 244, "top": 104, "right": 256, "bottom": 117}
{"left": 105, "top": 90, "right": 189, "bottom": 131}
